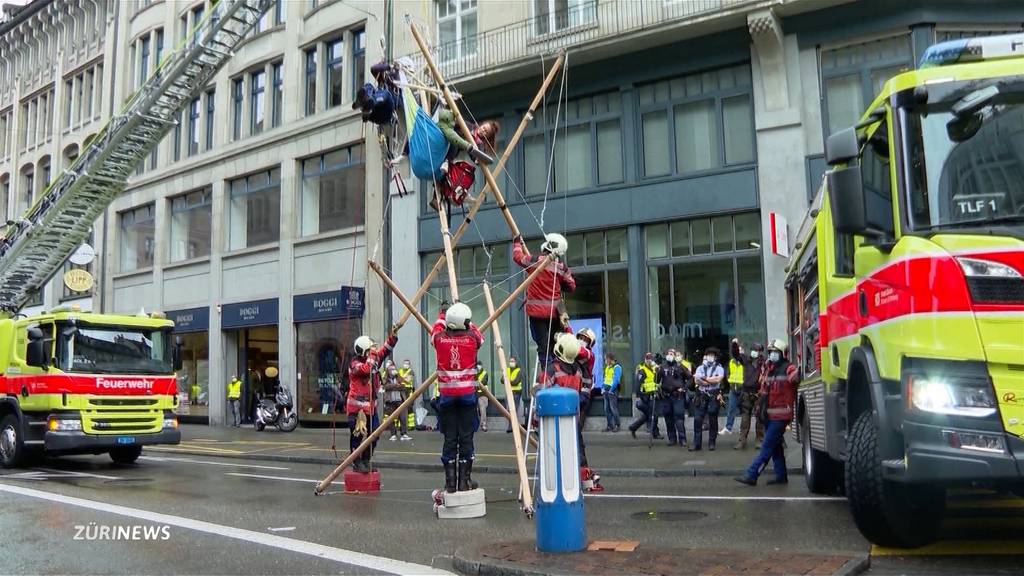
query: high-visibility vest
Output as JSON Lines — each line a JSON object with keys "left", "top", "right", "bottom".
{"left": 398, "top": 367, "right": 414, "bottom": 390}
{"left": 603, "top": 364, "right": 619, "bottom": 389}
{"left": 507, "top": 367, "right": 522, "bottom": 392}
{"left": 476, "top": 370, "right": 488, "bottom": 390}
{"left": 682, "top": 359, "right": 693, "bottom": 372}
{"left": 636, "top": 364, "right": 656, "bottom": 394}
{"left": 227, "top": 379, "right": 241, "bottom": 399}
{"left": 729, "top": 359, "right": 744, "bottom": 388}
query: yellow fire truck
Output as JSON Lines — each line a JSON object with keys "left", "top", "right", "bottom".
{"left": 789, "top": 33, "right": 1024, "bottom": 547}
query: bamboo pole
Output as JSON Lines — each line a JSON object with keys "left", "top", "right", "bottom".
{"left": 435, "top": 192, "right": 460, "bottom": 301}
{"left": 392, "top": 53, "right": 563, "bottom": 331}
{"left": 410, "top": 22, "right": 523, "bottom": 239}
{"left": 483, "top": 281, "right": 533, "bottom": 515}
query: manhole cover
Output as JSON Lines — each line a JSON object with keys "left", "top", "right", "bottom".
{"left": 631, "top": 509, "right": 707, "bottom": 522}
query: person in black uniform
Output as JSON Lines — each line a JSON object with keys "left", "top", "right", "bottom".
{"left": 656, "top": 348, "right": 692, "bottom": 448}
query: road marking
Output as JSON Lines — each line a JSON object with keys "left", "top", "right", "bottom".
{"left": 585, "top": 493, "right": 845, "bottom": 502}
{"left": 1, "top": 469, "right": 121, "bottom": 481}
{"left": 872, "top": 540, "right": 1024, "bottom": 556}
{"left": 268, "top": 526, "right": 296, "bottom": 532}
{"left": 948, "top": 498, "right": 1024, "bottom": 510}
{"left": 0, "top": 482, "right": 453, "bottom": 576}
{"left": 140, "top": 456, "right": 289, "bottom": 470}
{"left": 147, "top": 445, "right": 244, "bottom": 455}
{"left": 225, "top": 472, "right": 324, "bottom": 483}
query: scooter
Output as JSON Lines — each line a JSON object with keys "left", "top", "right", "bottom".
{"left": 254, "top": 386, "right": 298, "bottom": 432}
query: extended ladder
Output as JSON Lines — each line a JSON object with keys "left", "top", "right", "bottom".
{"left": 0, "top": 0, "right": 275, "bottom": 314}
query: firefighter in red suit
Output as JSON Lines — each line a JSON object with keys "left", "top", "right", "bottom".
{"left": 512, "top": 233, "right": 576, "bottom": 373}
{"left": 540, "top": 333, "right": 593, "bottom": 471}
{"left": 735, "top": 338, "right": 799, "bottom": 486}
{"left": 432, "top": 301, "right": 484, "bottom": 493}
{"left": 347, "top": 331, "right": 397, "bottom": 473}
{"left": 574, "top": 327, "right": 597, "bottom": 431}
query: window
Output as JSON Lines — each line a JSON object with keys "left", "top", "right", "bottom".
{"left": 154, "top": 29, "right": 164, "bottom": 70}
{"left": 39, "top": 157, "right": 51, "bottom": 193}
{"left": 861, "top": 119, "right": 893, "bottom": 236}
{"left": 534, "top": 0, "right": 595, "bottom": 36}
{"left": 232, "top": 78, "right": 243, "bottom": 140}
{"left": 191, "top": 5, "right": 205, "bottom": 43}
{"left": 0, "top": 112, "right": 10, "bottom": 159}
{"left": 169, "top": 188, "right": 212, "bottom": 262}
{"left": 250, "top": 69, "right": 266, "bottom": 135}
{"left": 187, "top": 96, "right": 201, "bottom": 156}
{"left": 639, "top": 63, "right": 755, "bottom": 177}
{"left": 352, "top": 29, "right": 366, "bottom": 99}
{"left": 173, "top": 109, "right": 183, "bottom": 162}
{"left": 300, "top": 144, "right": 365, "bottom": 235}
{"left": 523, "top": 92, "right": 623, "bottom": 195}
{"left": 20, "top": 166, "right": 33, "bottom": 213}
{"left": 204, "top": 89, "right": 215, "bottom": 150}
{"left": 271, "top": 62, "right": 283, "bottom": 128}
{"left": 274, "top": 0, "right": 287, "bottom": 25}
{"left": 0, "top": 174, "right": 9, "bottom": 221}
{"left": 436, "top": 0, "right": 477, "bottom": 62}
{"left": 83, "top": 69, "right": 94, "bottom": 122}
{"left": 62, "top": 232, "right": 94, "bottom": 300}
{"left": 325, "top": 38, "right": 344, "bottom": 108}
{"left": 820, "top": 35, "right": 911, "bottom": 136}
{"left": 120, "top": 204, "right": 156, "bottom": 272}
{"left": 63, "top": 79, "right": 73, "bottom": 127}
{"left": 138, "top": 35, "right": 150, "bottom": 87}
{"left": 304, "top": 48, "right": 317, "bottom": 116}
{"left": 228, "top": 168, "right": 281, "bottom": 250}
{"left": 74, "top": 75, "right": 84, "bottom": 126}
{"left": 255, "top": 5, "right": 271, "bottom": 34}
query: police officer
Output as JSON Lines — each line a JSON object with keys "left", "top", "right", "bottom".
{"left": 505, "top": 356, "right": 524, "bottom": 433}
{"left": 227, "top": 375, "right": 242, "bottom": 427}
{"left": 691, "top": 347, "right": 725, "bottom": 451}
{"left": 656, "top": 349, "right": 691, "bottom": 448}
{"left": 475, "top": 362, "right": 489, "bottom": 432}
{"left": 628, "top": 353, "right": 660, "bottom": 439}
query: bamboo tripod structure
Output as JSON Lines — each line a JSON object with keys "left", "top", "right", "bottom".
{"left": 313, "top": 31, "right": 566, "bottom": 514}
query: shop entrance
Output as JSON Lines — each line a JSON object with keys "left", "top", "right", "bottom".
{"left": 233, "top": 326, "right": 279, "bottom": 424}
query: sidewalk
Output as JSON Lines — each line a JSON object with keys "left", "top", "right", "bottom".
{"left": 453, "top": 542, "right": 868, "bottom": 576}
{"left": 150, "top": 422, "right": 802, "bottom": 477}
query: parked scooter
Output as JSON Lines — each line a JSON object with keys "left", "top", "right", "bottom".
{"left": 254, "top": 386, "right": 298, "bottom": 432}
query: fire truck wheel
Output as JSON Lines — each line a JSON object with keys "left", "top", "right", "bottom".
{"left": 846, "top": 411, "right": 943, "bottom": 548}
{"left": 109, "top": 446, "right": 143, "bottom": 464}
{"left": 802, "top": 413, "right": 840, "bottom": 495}
{"left": 0, "top": 414, "right": 26, "bottom": 468}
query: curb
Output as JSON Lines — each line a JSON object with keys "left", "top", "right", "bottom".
{"left": 834, "top": 554, "right": 871, "bottom": 576}
{"left": 145, "top": 447, "right": 802, "bottom": 478}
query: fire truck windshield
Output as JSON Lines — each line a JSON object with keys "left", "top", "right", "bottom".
{"left": 56, "top": 323, "right": 174, "bottom": 375}
{"left": 901, "top": 77, "right": 1024, "bottom": 232}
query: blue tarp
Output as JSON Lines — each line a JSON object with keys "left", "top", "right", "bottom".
{"left": 403, "top": 88, "right": 449, "bottom": 181}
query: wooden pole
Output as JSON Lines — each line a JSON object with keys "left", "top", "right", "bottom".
{"left": 435, "top": 192, "right": 460, "bottom": 301}
{"left": 393, "top": 54, "right": 563, "bottom": 331}
{"left": 410, "top": 22, "right": 522, "bottom": 239}
{"left": 478, "top": 255, "right": 551, "bottom": 334}
{"left": 483, "top": 281, "right": 533, "bottom": 515}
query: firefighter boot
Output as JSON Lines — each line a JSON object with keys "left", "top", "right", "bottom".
{"left": 443, "top": 460, "right": 458, "bottom": 493}
{"left": 457, "top": 459, "right": 478, "bottom": 491}
{"left": 360, "top": 448, "right": 374, "bottom": 473}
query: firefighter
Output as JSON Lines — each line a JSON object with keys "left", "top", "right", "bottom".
{"left": 574, "top": 327, "right": 597, "bottom": 432}
{"left": 691, "top": 347, "right": 725, "bottom": 451}
{"left": 505, "top": 356, "right": 524, "bottom": 433}
{"left": 475, "top": 361, "right": 490, "bottom": 432}
{"left": 735, "top": 339, "right": 799, "bottom": 486}
{"left": 731, "top": 339, "right": 765, "bottom": 450}
{"left": 432, "top": 301, "right": 484, "bottom": 493}
{"left": 348, "top": 331, "right": 397, "bottom": 473}
{"left": 628, "top": 353, "right": 660, "bottom": 439}
{"left": 656, "top": 349, "right": 691, "bottom": 448}
{"left": 541, "top": 333, "right": 591, "bottom": 472}
{"left": 512, "top": 234, "right": 576, "bottom": 373}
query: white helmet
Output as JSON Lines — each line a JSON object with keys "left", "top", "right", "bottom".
{"left": 553, "top": 332, "right": 581, "bottom": 364}
{"left": 542, "top": 233, "right": 568, "bottom": 257}
{"left": 353, "top": 335, "right": 375, "bottom": 356}
{"left": 445, "top": 302, "right": 472, "bottom": 330}
{"left": 576, "top": 327, "right": 596, "bottom": 348}
{"left": 767, "top": 338, "right": 787, "bottom": 355}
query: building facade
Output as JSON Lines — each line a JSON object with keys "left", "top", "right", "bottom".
{"left": 385, "top": 0, "right": 1024, "bottom": 416}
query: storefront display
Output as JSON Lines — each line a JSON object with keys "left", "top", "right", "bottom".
{"left": 294, "top": 288, "right": 364, "bottom": 422}
{"left": 168, "top": 307, "right": 210, "bottom": 420}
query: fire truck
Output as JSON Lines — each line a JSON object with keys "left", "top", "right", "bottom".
{"left": 0, "top": 1, "right": 275, "bottom": 467}
{"left": 789, "top": 33, "right": 1024, "bottom": 548}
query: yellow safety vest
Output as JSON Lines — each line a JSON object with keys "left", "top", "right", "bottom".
{"left": 398, "top": 367, "right": 414, "bottom": 390}
{"left": 729, "top": 359, "right": 744, "bottom": 387}
{"left": 603, "top": 364, "right": 619, "bottom": 388}
{"left": 476, "top": 370, "right": 488, "bottom": 390}
{"left": 682, "top": 359, "right": 693, "bottom": 372}
{"left": 507, "top": 367, "right": 522, "bottom": 392}
{"left": 636, "top": 364, "right": 656, "bottom": 394}
{"left": 227, "top": 379, "right": 241, "bottom": 399}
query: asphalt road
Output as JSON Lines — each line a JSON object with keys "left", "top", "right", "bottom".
{"left": 0, "top": 452, "right": 1022, "bottom": 575}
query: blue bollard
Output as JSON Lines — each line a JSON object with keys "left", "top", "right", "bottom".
{"left": 534, "top": 387, "right": 586, "bottom": 552}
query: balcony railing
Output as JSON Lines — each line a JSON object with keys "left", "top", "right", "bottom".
{"left": 410, "top": 0, "right": 762, "bottom": 81}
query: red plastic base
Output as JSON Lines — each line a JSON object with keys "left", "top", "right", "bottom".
{"left": 343, "top": 469, "right": 381, "bottom": 493}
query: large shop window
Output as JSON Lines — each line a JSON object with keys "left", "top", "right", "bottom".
{"left": 297, "top": 319, "right": 360, "bottom": 421}
{"left": 300, "top": 144, "right": 365, "bottom": 236}
{"left": 647, "top": 214, "right": 765, "bottom": 362}
{"left": 169, "top": 188, "right": 212, "bottom": 262}
{"left": 229, "top": 168, "right": 281, "bottom": 250}
{"left": 119, "top": 204, "right": 155, "bottom": 272}
{"left": 523, "top": 91, "right": 623, "bottom": 196}
{"left": 639, "top": 63, "right": 755, "bottom": 178}
{"left": 819, "top": 35, "right": 911, "bottom": 137}
{"left": 178, "top": 332, "right": 210, "bottom": 417}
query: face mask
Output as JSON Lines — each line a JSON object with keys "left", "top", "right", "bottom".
{"left": 665, "top": 355, "right": 675, "bottom": 363}
{"left": 509, "top": 362, "right": 517, "bottom": 368}
{"left": 703, "top": 355, "right": 714, "bottom": 365}
{"left": 768, "top": 351, "right": 781, "bottom": 363}
{"left": 402, "top": 363, "right": 410, "bottom": 368}
{"left": 750, "top": 350, "right": 760, "bottom": 359}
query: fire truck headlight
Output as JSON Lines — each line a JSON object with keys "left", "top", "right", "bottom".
{"left": 956, "top": 257, "right": 1022, "bottom": 279}
{"left": 908, "top": 375, "right": 997, "bottom": 417}
{"left": 47, "top": 418, "right": 82, "bottom": 432}
{"left": 163, "top": 418, "right": 179, "bottom": 430}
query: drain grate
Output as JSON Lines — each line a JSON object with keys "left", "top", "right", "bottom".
{"left": 631, "top": 509, "right": 707, "bottom": 522}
